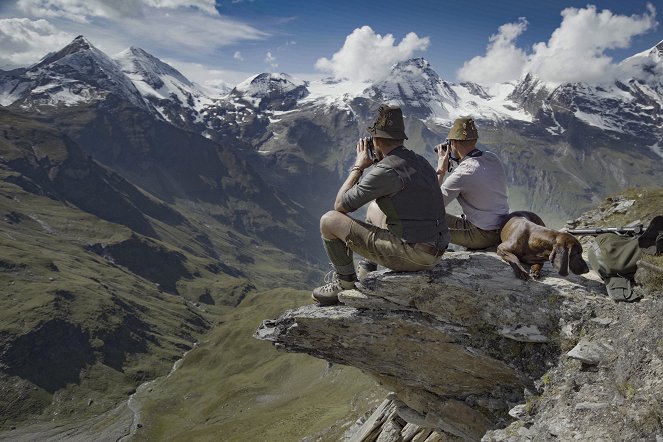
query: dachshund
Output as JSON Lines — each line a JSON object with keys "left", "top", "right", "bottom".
{"left": 497, "top": 211, "right": 589, "bottom": 280}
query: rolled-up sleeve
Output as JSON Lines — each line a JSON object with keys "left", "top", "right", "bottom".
{"left": 341, "top": 167, "right": 402, "bottom": 212}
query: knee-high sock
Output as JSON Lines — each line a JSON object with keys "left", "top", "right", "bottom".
{"left": 322, "top": 237, "right": 356, "bottom": 276}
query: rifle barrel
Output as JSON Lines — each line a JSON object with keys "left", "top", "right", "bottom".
{"left": 637, "top": 260, "right": 663, "bottom": 275}
{"left": 567, "top": 226, "right": 644, "bottom": 236}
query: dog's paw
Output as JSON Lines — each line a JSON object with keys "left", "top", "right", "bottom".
{"left": 529, "top": 264, "right": 543, "bottom": 279}
{"left": 514, "top": 269, "right": 529, "bottom": 280}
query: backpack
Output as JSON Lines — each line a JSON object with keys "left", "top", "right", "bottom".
{"left": 587, "top": 233, "right": 642, "bottom": 302}
{"left": 586, "top": 215, "right": 663, "bottom": 302}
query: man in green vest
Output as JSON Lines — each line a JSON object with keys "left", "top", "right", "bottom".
{"left": 312, "top": 105, "right": 450, "bottom": 305}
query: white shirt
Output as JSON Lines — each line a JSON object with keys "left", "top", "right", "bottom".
{"left": 441, "top": 150, "right": 509, "bottom": 230}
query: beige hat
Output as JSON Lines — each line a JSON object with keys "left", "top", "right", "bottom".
{"left": 447, "top": 116, "right": 478, "bottom": 140}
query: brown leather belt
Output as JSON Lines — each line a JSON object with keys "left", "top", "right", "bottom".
{"left": 411, "top": 242, "right": 445, "bottom": 257}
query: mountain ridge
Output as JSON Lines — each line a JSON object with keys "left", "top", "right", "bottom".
{"left": 1, "top": 34, "right": 663, "bottom": 437}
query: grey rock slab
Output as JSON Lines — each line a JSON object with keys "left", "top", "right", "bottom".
{"left": 574, "top": 402, "right": 610, "bottom": 411}
{"left": 347, "top": 399, "right": 397, "bottom": 442}
{"left": 590, "top": 317, "right": 613, "bottom": 326}
{"left": 508, "top": 404, "right": 529, "bottom": 420}
{"left": 567, "top": 338, "right": 615, "bottom": 365}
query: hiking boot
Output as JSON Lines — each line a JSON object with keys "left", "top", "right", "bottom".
{"left": 312, "top": 271, "right": 357, "bottom": 306}
{"left": 357, "top": 259, "right": 378, "bottom": 281}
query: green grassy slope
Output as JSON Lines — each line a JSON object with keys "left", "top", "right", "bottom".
{"left": 135, "top": 289, "right": 382, "bottom": 442}
{"left": 0, "top": 108, "right": 325, "bottom": 430}
{"left": 0, "top": 176, "right": 212, "bottom": 427}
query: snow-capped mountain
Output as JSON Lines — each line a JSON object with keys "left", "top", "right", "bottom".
{"left": 513, "top": 41, "right": 663, "bottom": 148}
{"left": 0, "top": 36, "right": 146, "bottom": 109}
{"left": 1, "top": 34, "right": 663, "bottom": 231}
{"left": 362, "top": 58, "right": 534, "bottom": 123}
{"left": 114, "top": 46, "right": 214, "bottom": 123}
{"left": 230, "top": 73, "right": 309, "bottom": 111}
{"left": 506, "top": 73, "right": 553, "bottom": 116}
{"left": 367, "top": 58, "right": 458, "bottom": 119}
{"left": 2, "top": 34, "right": 663, "bottom": 160}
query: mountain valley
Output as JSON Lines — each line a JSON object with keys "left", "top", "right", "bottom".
{"left": 1, "top": 34, "right": 663, "bottom": 439}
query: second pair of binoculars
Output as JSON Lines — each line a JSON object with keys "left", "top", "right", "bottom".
{"left": 433, "top": 139, "right": 451, "bottom": 153}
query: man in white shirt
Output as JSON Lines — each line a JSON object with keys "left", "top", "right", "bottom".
{"left": 435, "top": 117, "right": 509, "bottom": 249}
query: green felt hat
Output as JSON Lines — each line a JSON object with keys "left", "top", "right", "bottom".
{"left": 367, "top": 105, "right": 408, "bottom": 140}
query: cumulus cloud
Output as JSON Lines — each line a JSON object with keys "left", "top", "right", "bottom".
{"left": 0, "top": 17, "right": 72, "bottom": 68}
{"left": 457, "top": 18, "right": 528, "bottom": 84}
{"left": 526, "top": 4, "right": 657, "bottom": 84}
{"left": 233, "top": 51, "right": 243, "bottom": 61}
{"left": 458, "top": 4, "right": 658, "bottom": 85}
{"left": 265, "top": 51, "right": 277, "bottom": 69}
{"left": 315, "top": 26, "right": 430, "bottom": 82}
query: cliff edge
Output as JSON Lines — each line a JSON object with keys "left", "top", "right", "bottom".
{"left": 256, "top": 249, "right": 663, "bottom": 441}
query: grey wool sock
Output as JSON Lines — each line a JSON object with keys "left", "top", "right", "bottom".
{"left": 322, "top": 237, "right": 356, "bottom": 276}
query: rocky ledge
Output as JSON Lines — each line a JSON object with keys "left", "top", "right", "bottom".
{"left": 255, "top": 251, "right": 663, "bottom": 441}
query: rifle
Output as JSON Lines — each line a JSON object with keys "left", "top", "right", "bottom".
{"left": 566, "top": 224, "right": 645, "bottom": 236}
{"left": 637, "top": 260, "right": 663, "bottom": 275}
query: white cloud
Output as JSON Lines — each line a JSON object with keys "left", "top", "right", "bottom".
{"left": 526, "top": 4, "right": 657, "bottom": 84}
{"left": 143, "top": 0, "right": 217, "bottom": 15}
{"left": 164, "top": 59, "right": 254, "bottom": 87}
{"left": 458, "top": 4, "right": 658, "bottom": 85}
{"left": 2, "top": 0, "right": 268, "bottom": 68}
{"left": 0, "top": 17, "right": 73, "bottom": 68}
{"left": 265, "top": 51, "right": 277, "bottom": 69}
{"left": 16, "top": 0, "right": 217, "bottom": 22}
{"left": 315, "top": 26, "right": 429, "bottom": 82}
{"left": 234, "top": 51, "right": 243, "bottom": 61}
{"left": 457, "top": 18, "right": 528, "bottom": 84}
{"left": 122, "top": 9, "right": 266, "bottom": 53}
{"left": 16, "top": 0, "right": 110, "bottom": 23}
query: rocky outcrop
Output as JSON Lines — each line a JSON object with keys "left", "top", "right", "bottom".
{"left": 256, "top": 251, "right": 611, "bottom": 440}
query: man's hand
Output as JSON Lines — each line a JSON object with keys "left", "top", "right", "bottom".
{"left": 334, "top": 137, "right": 373, "bottom": 213}
{"left": 435, "top": 142, "right": 450, "bottom": 175}
{"left": 354, "top": 137, "right": 375, "bottom": 171}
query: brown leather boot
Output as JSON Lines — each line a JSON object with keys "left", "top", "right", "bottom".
{"left": 311, "top": 272, "right": 357, "bottom": 306}
{"left": 357, "top": 259, "right": 378, "bottom": 281}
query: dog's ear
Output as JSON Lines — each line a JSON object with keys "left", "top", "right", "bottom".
{"left": 549, "top": 244, "right": 569, "bottom": 276}
{"left": 569, "top": 244, "right": 590, "bottom": 274}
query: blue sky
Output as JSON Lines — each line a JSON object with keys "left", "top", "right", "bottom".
{"left": 0, "top": 0, "right": 661, "bottom": 87}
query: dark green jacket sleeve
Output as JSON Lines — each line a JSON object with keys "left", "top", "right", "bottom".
{"left": 341, "top": 166, "right": 402, "bottom": 212}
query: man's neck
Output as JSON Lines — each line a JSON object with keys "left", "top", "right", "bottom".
{"left": 457, "top": 145, "right": 478, "bottom": 160}
{"left": 379, "top": 144, "right": 402, "bottom": 158}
